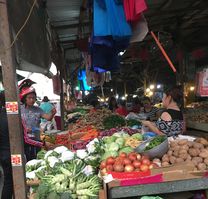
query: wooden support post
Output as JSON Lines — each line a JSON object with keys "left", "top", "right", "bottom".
{"left": 0, "top": 0, "right": 27, "bottom": 198}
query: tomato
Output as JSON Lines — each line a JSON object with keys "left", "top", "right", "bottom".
{"left": 106, "top": 157, "right": 115, "bottom": 165}
{"left": 128, "top": 154, "right": 137, "bottom": 161}
{"left": 106, "top": 165, "right": 113, "bottom": 172}
{"left": 133, "top": 160, "right": 141, "bottom": 168}
{"left": 136, "top": 154, "right": 142, "bottom": 161}
{"left": 140, "top": 164, "right": 149, "bottom": 172}
{"left": 142, "top": 158, "right": 151, "bottom": 166}
{"left": 123, "top": 158, "right": 132, "bottom": 165}
{"left": 119, "top": 152, "right": 127, "bottom": 158}
{"left": 100, "top": 161, "right": 106, "bottom": 169}
{"left": 124, "top": 164, "right": 135, "bottom": 172}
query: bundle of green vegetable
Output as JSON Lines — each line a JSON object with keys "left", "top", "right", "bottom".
{"left": 126, "top": 119, "right": 141, "bottom": 127}
{"left": 103, "top": 115, "right": 126, "bottom": 129}
{"left": 26, "top": 146, "right": 101, "bottom": 199}
{"left": 145, "top": 136, "right": 167, "bottom": 151}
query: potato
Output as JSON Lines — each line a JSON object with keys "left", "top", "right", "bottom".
{"left": 173, "top": 150, "right": 179, "bottom": 157}
{"left": 188, "top": 148, "right": 199, "bottom": 157}
{"left": 193, "top": 142, "right": 204, "bottom": 149}
{"left": 192, "top": 157, "right": 203, "bottom": 164}
{"left": 162, "top": 155, "right": 169, "bottom": 162}
{"left": 199, "top": 151, "right": 208, "bottom": 158}
{"left": 187, "top": 141, "right": 194, "bottom": 147}
{"left": 167, "top": 150, "right": 173, "bottom": 156}
{"left": 191, "top": 159, "right": 199, "bottom": 166}
{"left": 179, "top": 149, "right": 188, "bottom": 155}
{"left": 172, "top": 145, "right": 180, "bottom": 151}
{"left": 204, "top": 158, "right": 208, "bottom": 166}
{"left": 180, "top": 145, "right": 189, "bottom": 151}
{"left": 186, "top": 154, "right": 192, "bottom": 161}
{"left": 195, "top": 138, "right": 208, "bottom": 146}
{"left": 170, "top": 141, "right": 178, "bottom": 148}
{"left": 197, "top": 163, "right": 207, "bottom": 171}
{"left": 178, "top": 139, "right": 188, "bottom": 146}
{"left": 176, "top": 158, "right": 184, "bottom": 163}
{"left": 162, "top": 161, "right": 170, "bottom": 167}
{"left": 179, "top": 153, "right": 188, "bottom": 160}
{"left": 169, "top": 156, "right": 176, "bottom": 164}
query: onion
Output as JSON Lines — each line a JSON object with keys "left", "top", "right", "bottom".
{"left": 133, "top": 160, "right": 141, "bottom": 168}
{"left": 106, "top": 165, "right": 113, "bottom": 171}
{"left": 123, "top": 158, "right": 132, "bottom": 165}
{"left": 128, "top": 154, "right": 137, "bottom": 161}
{"left": 140, "top": 164, "right": 149, "bottom": 172}
{"left": 124, "top": 164, "right": 135, "bottom": 172}
{"left": 100, "top": 161, "right": 106, "bottom": 169}
{"left": 106, "top": 157, "right": 115, "bottom": 165}
{"left": 119, "top": 152, "right": 127, "bottom": 158}
{"left": 136, "top": 154, "right": 142, "bottom": 161}
{"left": 113, "top": 164, "right": 124, "bottom": 172}
{"left": 142, "top": 158, "right": 151, "bottom": 166}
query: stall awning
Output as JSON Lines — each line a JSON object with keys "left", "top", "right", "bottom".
{"left": 8, "top": 0, "right": 51, "bottom": 74}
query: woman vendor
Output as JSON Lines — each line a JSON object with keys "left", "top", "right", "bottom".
{"left": 19, "top": 79, "right": 56, "bottom": 160}
{"left": 142, "top": 86, "right": 184, "bottom": 137}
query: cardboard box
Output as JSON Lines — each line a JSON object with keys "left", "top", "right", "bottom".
{"left": 151, "top": 162, "right": 207, "bottom": 182}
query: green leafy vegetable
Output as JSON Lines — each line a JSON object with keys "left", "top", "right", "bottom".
{"left": 103, "top": 115, "right": 126, "bottom": 129}
{"left": 145, "top": 136, "right": 166, "bottom": 151}
{"left": 118, "top": 146, "right": 133, "bottom": 154}
{"left": 131, "top": 133, "right": 143, "bottom": 141}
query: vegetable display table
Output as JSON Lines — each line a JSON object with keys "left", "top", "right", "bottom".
{"left": 186, "top": 121, "right": 208, "bottom": 132}
{"left": 108, "top": 178, "right": 208, "bottom": 198}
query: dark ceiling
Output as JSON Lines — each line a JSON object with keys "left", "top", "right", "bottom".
{"left": 46, "top": 0, "right": 208, "bottom": 93}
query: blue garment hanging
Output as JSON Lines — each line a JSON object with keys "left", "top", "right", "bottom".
{"left": 94, "top": 0, "right": 132, "bottom": 36}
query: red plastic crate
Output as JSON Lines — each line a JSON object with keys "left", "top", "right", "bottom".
{"left": 108, "top": 170, "right": 151, "bottom": 179}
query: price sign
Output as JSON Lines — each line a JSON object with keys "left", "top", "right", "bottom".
{"left": 6, "top": 101, "right": 18, "bottom": 114}
{"left": 11, "top": 154, "right": 22, "bottom": 166}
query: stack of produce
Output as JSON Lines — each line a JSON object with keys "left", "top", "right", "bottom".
{"left": 26, "top": 146, "right": 101, "bottom": 199}
{"left": 55, "top": 126, "right": 99, "bottom": 149}
{"left": 76, "top": 109, "right": 113, "bottom": 130}
{"left": 100, "top": 152, "right": 155, "bottom": 175}
{"left": 158, "top": 138, "right": 208, "bottom": 171}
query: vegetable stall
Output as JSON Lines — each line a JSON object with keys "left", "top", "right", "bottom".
{"left": 26, "top": 108, "right": 208, "bottom": 199}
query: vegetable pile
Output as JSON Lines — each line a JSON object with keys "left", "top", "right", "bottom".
{"left": 26, "top": 146, "right": 101, "bottom": 199}
{"left": 159, "top": 137, "right": 208, "bottom": 171}
{"left": 76, "top": 109, "right": 112, "bottom": 130}
{"left": 103, "top": 115, "right": 126, "bottom": 130}
{"left": 100, "top": 152, "right": 156, "bottom": 175}
{"left": 145, "top": 136, "right": 166, "bottom": 151}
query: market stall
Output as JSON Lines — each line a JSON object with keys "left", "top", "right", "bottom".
{"left": 24, "top": 107, "right": 208, "bottom": 199}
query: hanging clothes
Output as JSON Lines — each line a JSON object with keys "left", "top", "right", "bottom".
{"left": 94, "top": 0, "right": 132, "bottom": 36}
{"left": 123, "top": 0, "right": 147, "bottom": 22}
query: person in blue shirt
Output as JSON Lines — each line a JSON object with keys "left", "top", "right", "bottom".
{"left": 40, "top": 96, "right": 55, "bottom": 131}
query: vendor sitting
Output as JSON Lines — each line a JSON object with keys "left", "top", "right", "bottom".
{"left": 142, "top": 86, "right": 184, "bottom": 137}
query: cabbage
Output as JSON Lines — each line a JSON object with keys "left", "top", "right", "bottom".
{"left": 103, "top": 136, "right": 116, "bottom": 144}
{"left": 101, "top": 151, "right": 118, "bottom": 160}
{"left": 108, "top": 142, "right": 119, "bottom": 151}
{"left": 119, "top": 147, "right": 133, "bottom": 154}
{"left": 131, "top": 133, "right": 143, "bottom": 141}
{"left": 115, "top": 137, "right": 125, "bottom": 148}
